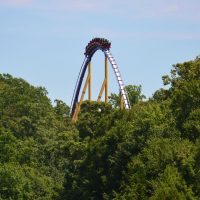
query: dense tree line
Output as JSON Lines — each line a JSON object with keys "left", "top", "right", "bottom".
{"left": 0, "top": 56, "right": 200, "bottom": 199}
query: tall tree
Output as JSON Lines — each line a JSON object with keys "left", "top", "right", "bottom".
{"left": 109, "top": 85, "right": 145, "bottom": 108}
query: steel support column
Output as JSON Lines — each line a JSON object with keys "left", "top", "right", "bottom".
{"left": 120, "top": 92, "right": 124, "bottom": 110}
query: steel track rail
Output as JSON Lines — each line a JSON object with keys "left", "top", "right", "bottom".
{"left": 104, "top": 49, "right": 130, "bottom": 109}
{"left": 70, "top": 45, "right": 131, "bottom": 117}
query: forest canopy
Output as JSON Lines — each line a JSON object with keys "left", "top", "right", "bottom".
{"left": 0, "top": 56, "right": 200, "bottom": 199}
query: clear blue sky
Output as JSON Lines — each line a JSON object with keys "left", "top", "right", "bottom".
{"left": 0, "top": 0, "right": 200, "bottom": 105}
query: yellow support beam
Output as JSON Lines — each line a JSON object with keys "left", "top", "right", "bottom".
{"left": 80, "top": 73, "right": 90, "bottom": 103}
{"left": 72, "top": 56, "right": 109, "bottom": 122}
{"left": 72, "top": 102, "right": 79, "bottom": 122}
{"left": 72, "top": 73, "right": 90, "bottom": 122}
{"left": 97, "top": 79, "right": 106, "bottom": 102}
{"left": 120, "top": 92, "right": 124, "bottom": 110}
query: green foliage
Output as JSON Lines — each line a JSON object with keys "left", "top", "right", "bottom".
{"left": 0, "top": 74, "right": 74, "bottom": 199}
{"left": 0, "top": 56, "right": 200, "bottom": 199}
{"left": 150, "top": 165, "right": 195, "bottom": 200}
{"left": 76, "top": 101, "right": 113, "bottom": 139}
{"left": 0, "top": 163, "right": 58, "bottom": 200}
{"left": 0, "top": 74, "right": 54, "bottom": 137}
{"left": 0, "top": 129, "right": 17, "bottom": 162}
{"left": 125, "top": 85, "right": 146, "bottom": 105}
{"left": 109, "top": 84, "right": 145, "bottom": 107}
{"left": 162, "top": 57, "right": 200, "bottom": 132}
{"left": 54, "top": 99, "right": 70, "bottom": 117}
{"left": 0, "top": 163, "right": 31, "bottom": 200}
{"left": 183, "top": 109, "right": 200, "bottom": 141}
{"left": 114, "top": 138, "right": 197, "bottom": 199}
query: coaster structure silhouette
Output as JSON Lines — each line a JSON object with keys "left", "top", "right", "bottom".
{"left": 70, "top": 38, "right": 131, "bottom": 122}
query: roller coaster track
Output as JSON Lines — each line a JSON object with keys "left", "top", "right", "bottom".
{"left": 70, "top": 38, "right": 131, "bottom": 120}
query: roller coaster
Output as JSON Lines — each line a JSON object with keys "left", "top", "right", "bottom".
{"left": 70, "top": 38, "right": 131, "bottom": 122}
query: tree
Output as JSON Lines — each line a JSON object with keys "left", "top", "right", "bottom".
{"left": 76, "top": 101, "right": 113, "bottom": 139}
{"left": 54, "top": 99, "right": 70, "bottom": 117}
{"left": 114, "top": 138, "right": 197, "bottom": 199}
{"left": 162, "top": 56, "right": 200, "bottom": 133}
{"left": 1, "top": 55, "right": 200, "bottom": 199}
{"left": 109, "top": 85, "right": 145, "bottom": 108}
{"left": 150, "top": 165, "right": 195, "bottom": 200}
